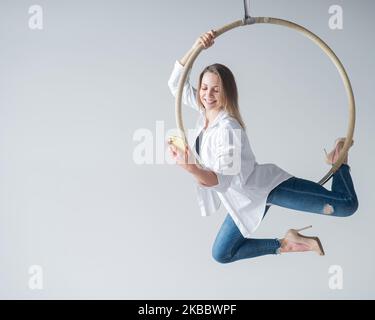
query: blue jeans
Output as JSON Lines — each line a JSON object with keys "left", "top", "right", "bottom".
{"left": 212, "top": 164, "right": 358, "bottom": 264}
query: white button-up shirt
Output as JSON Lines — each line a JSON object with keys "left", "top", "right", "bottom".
{"left": 168, "top": 61, "right": 293, "bottom": 238}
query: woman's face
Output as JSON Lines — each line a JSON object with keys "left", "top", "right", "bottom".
{"left": 199, "top": 72, "right": 223, "bottom": 111}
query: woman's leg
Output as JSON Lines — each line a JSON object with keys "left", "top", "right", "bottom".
{"left": 266, "top": 164, "right": 359, "bottom": 217}
{"left": 212, "top": 213, "right": 280, "bottom": 264}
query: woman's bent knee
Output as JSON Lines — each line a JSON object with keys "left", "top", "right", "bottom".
{"left": 347, "top": 197, "right": 359, "bottom": 216}
{"left": 333, "top": 197, "right": 359, "bottom": 217}
{"left": 212, "top": 248, "right": 232, "bottom": 264}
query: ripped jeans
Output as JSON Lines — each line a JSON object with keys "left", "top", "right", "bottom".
{"left": 212, "top": 164, "right": 359, "bottom": 264}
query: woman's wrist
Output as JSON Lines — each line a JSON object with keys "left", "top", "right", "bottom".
{"left": 186, "top": 163, "right": 199, "bottom": 174}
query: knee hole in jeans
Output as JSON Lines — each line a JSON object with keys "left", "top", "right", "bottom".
{"left": 323, "top": 204, "right": 334, "bottom": 215}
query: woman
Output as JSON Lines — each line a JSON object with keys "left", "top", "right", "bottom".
{"left": 167, "top": 31, "right": 358, "bottom": 263}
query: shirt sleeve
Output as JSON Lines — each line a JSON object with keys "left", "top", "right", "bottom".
{"left": 198, "top": 125, "right": 243, "bottom": 193}
{"left": 167, "top": 60, "right": 202, "bottom": 113}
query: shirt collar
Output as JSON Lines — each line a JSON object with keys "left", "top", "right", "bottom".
{"left": 203, "top": 108, "right": 229, "bottom": 129}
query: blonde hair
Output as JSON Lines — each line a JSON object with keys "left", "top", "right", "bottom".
{"left": 197, "top": 64, "right": 246, "bottom": 131}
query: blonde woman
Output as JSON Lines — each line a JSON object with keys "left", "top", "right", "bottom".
{"left": 167, "top": 31, "right": 358, "bottom": 263}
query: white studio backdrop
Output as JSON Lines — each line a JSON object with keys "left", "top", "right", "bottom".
{"left": 0, "top": 0, "right": 374, "bottom": 299}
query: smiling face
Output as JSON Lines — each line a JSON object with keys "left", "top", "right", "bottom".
{"left": 196, "top": 63, "right": 247, "bottom": 131}
{"left": 199, "top": 72, "right": 223, "bottom": 111}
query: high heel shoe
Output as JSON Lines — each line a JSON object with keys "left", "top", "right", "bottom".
{"left": 284, "top": 225, "right": 325, "bottom": 256}
{"left": 324, "top": 137, "right": 354, "bottom": 165}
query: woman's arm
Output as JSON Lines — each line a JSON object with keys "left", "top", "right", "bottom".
{"left": 168, "top": 31, "right": 216, "bottom": 112}
{"left": 168, "top": 31, "right": 218, "bottom": 186}
{"left": 188, "top": 164, "right": 219, "bottom": 187}
{"left": 168, "top": 143, "right": 219, "bottom": 187}
{"left": 179, "top": 46, "right": 195, "bottom": 67}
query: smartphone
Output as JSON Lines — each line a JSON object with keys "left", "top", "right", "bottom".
{"left": 168, "top": 135, "right": 187, "bottom": 152}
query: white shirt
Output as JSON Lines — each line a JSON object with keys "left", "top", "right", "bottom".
{"left": 168, "top": 61, "right": 293, "bottom": 238}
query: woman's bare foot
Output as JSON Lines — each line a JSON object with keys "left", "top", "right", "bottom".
{"left": 279, "top": 226, "right": 325, "bottom": 255}
{"left": 325, "top": 138, "right": 354, "bottom": 165}
{"left": 279, "top": 238, "right": 312, "bottom": 253}
{"left": 333, "top": 140, "right": 348, "bottom": 164}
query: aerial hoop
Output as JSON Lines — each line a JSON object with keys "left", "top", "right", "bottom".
{"left": 175, "top": 7, "right": 355, "bottom": 186}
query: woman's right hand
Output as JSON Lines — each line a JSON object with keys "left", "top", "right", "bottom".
{"left": 193, "top": 30, "right": 216, "bottom": 49}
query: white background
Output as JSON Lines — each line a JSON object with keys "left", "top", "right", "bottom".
{"left": 0, "top": 0, "right": 374, "bottom": 299}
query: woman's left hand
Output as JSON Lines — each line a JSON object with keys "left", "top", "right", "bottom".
{"left": 168, "top": 142, "right": 196, "bottom": 173}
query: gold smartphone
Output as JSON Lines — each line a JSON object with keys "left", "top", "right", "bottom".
{"left": 167, "top": 135, "right": 187, "bottom": 152}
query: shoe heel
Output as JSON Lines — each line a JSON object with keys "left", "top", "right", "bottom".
{"left": 314, "top": 237, "right": 325, "bottom": 256}
{"left": 295, "top": 225, "right": 312, "bottom": 232}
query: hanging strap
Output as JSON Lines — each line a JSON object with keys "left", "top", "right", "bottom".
{"left": 243, "top": 0, "right": 256, "bottom": 24}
